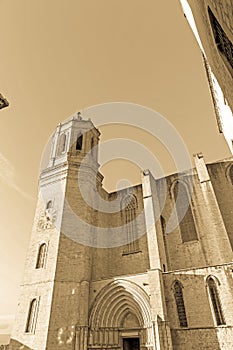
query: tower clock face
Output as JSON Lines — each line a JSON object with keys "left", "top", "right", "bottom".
{"left": 37, "top": 207, "right": 57, "bottom": 230}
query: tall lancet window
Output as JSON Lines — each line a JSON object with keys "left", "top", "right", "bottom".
{"left": 160, "top": 215, "right": 168, "bottom": 271}
{"left": 173, "top": 181, "right": 198, "bottom": 243}
{"left": 36, "top": 243, "right": 47, "bottom": 269}
{"left": 57, "top": 133, "right": 67, "bottom": 155}
{"left": 25, "top": 298, "right": 39, "bottom": 333}
{"left": 173, "top": 281, "right": 188, "bottom": 328}
{"left": 76, "top": 133, "right": 83, "bottom": 151}
{"left": 122, "top": 194, "right": 139, "bottom": 254}
{"left": 207, "top": 277, "right": 225, "bottom": 326}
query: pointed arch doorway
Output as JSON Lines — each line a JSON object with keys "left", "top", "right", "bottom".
{"left": 121, "top": 312, "right": 141, "bottom": 350}
{"left": 87, "top": 279, "right": 155, "bottom": 350}
{"left": 123, "top": 337, "right": 140, "bottom": 350}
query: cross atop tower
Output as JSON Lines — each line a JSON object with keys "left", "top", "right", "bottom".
{"left": 75, "top": 111, "right": 82, "bottom": 121}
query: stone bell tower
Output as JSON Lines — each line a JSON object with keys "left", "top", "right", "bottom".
{"left": 10, "top": 112, "right": 102, "bottom": 350}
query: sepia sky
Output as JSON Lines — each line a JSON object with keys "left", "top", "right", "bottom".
{"left": 0, "top": 0, "right": 231, "bottom": 339}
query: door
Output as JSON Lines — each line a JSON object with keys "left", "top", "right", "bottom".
{"left": 123, "top": 337, "right": 140, "bottom": 350}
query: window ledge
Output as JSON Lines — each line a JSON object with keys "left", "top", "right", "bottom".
{"left": 181, "top": 239, "right": 199, "bottom": 245}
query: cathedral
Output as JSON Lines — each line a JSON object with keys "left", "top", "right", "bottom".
{"left": 9, "top": 113, "right": 233, "bottom": 350}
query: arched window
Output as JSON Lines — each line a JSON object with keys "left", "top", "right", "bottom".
{"left": 173, "top": 181, "right": 198, "bottom": 243}
{"left": 25, "top": 298, "right": 39, "bottom": 333}
{"left": 207, "top": 277, "right": 225, "bottom": 326}
{"left": 122, "top": 194, "right": 139, "bottom": 254}
{"left": 36, "top": 243, "right": 47, "bottom": 269}
{"left": 76, "top": 133, "right": 83, "bottom": 151}
{"left": 173, "top": 281, "right": 188, "bottom": 328}
{"left": 57, "top": 133, "right": 67, "bottom": 155}
{"left": 46, "top": 200, "right": 52, "bottom": 210}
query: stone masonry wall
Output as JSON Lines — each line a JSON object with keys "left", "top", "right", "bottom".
{"left": 186, "top": 0, "right": 233, "bottom": 111}
{"left": 164, "top": 264, "right": 233, "bottom": 331}
{"left": 207, "top": 160, "right": 233, "bottom": 248}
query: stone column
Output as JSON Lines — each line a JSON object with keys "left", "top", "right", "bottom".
{"left": 74, "top": 281, "right": 90, "bottom": 350}
{"left": 141, "top": 170, "right": 173, "bottom": 350}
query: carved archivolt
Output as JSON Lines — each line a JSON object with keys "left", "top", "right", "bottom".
{"left": 84, "top": 279, "right": 154, "bottom": 349}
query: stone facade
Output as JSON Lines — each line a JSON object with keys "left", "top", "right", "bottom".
{"left": 9, "top": 115, "right": 233, "bottom": 349}
{"left": 179, "top": 0, "right": 233, "bottom": 153}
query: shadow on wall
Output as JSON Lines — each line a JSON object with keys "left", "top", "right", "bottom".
{"left": 9, "top": 340, "right": 32, "bottom": 350}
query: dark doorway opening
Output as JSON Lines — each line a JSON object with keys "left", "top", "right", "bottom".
{"left": 123, "top": 337, "right": 140, "bottom": 350}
